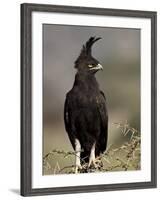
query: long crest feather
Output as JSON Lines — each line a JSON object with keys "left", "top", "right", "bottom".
{"left": 85, "top": 36, "right": 102, "bottom": 55}
{"left": 75, "top": 36, "right": 102, "bottom": 68}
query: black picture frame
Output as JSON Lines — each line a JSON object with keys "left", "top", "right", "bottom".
{"left": 21, "top": 3, "right": 157, "bottom": 196}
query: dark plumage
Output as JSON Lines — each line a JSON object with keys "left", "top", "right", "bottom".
{"left": 64, "top": 37, "right": 108, "bottom": 172}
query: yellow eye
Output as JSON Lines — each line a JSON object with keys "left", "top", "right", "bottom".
{"left": 88, "top": 64, "right": 93, "bottom": 68}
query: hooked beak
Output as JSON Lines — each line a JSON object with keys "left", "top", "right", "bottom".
{"left": 89, "top": 63, "right": 103, "bottom": 71}
{"left": 97, "top": 63, "right": 103, "bottom": 70}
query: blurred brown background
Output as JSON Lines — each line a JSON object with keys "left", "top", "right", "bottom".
{"left": 43, "top": 24, "right": 140, "bottom": 174}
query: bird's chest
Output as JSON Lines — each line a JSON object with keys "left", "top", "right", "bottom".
{"left": 74, "top": 91, "right": 100, "bottom": 108}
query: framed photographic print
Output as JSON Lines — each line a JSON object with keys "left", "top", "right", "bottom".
{"left": 21, "top": 3, "right": 157, "bottom": 196}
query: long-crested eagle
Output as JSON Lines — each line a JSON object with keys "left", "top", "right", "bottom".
{"left": 64, "top": 37, "right": 108, "bottom": 173}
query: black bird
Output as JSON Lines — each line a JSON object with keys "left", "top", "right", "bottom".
{"left": 64, "top": 37, "right": 108, "bottom": 173}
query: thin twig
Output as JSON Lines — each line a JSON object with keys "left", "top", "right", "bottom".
{"left": 43, "top": 121, "right": 141, "bottom": 174}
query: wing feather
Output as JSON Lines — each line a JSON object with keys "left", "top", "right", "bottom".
{"left": 96, "top": 91, "right": 108, "bottom": 153}
{"left": 64, "top": 94, "right": 76, "bottom": 149}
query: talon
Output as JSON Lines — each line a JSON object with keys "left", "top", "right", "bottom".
{"left": 88, "top": 159, "right": 96, "bottom": 168}
{"left": 75, "top": 164, "right": 82, "bottom": 173}
{"left": 88, "top": 157, "right": 102, "bottom": 169}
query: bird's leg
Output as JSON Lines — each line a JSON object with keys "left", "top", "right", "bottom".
{"left": 75, "top": 139, "right": 82, "bottom": 173}
{"left": 88, "top": 142, "right": 96, "bottom": 168}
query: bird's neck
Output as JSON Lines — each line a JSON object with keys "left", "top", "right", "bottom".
{"left": 73, "top": 72, "right": 99, "bottom": 91}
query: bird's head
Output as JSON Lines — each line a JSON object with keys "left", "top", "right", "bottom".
{"left": 74, "top": 37, "right": 103, "bottom": 74}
